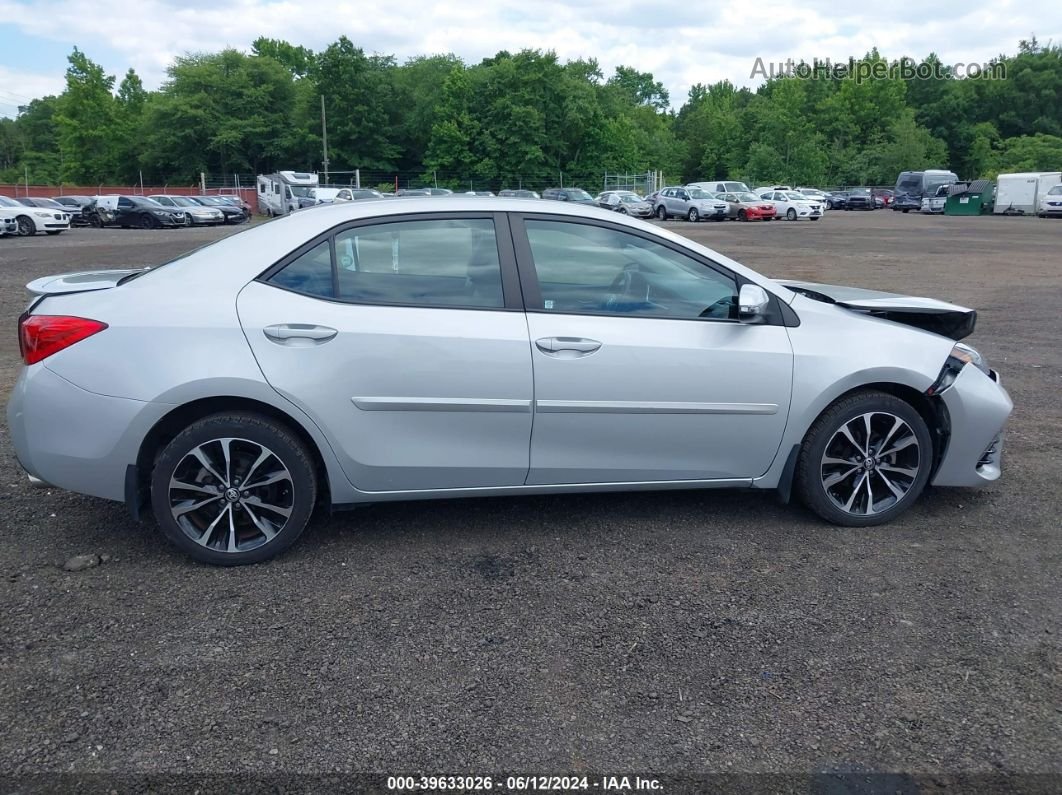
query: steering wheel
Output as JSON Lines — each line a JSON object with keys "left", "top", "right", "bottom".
{"left": 606, "top": 263, "right": 664, "bottom": 313}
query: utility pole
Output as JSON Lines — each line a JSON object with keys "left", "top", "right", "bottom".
{"left": 321, "top": 94, "right": 330, "bottom": 185}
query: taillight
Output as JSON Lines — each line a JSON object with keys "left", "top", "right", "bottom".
{"left": 18, "top": 314, "right": 108, "bottom": 365}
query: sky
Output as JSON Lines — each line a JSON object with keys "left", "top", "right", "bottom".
{"left": 0, "top": 0, "right": 1058, "bottom": 117}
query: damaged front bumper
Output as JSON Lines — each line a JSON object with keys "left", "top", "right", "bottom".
{"left": 932, "top": 365, "right": 1012, "bottom": 487}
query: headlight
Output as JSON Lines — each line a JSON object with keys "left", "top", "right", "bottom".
{"left": 153, "top": 210, "right": 169, "bottom": 216}
{"left": 33, "top": 211, "right": 51, "bottom": 218}
{"left": 951, "top": 342, "right": 990, "bottom": 375}
{"left": 928, "top": 343, "right": 990, "bottom": 395}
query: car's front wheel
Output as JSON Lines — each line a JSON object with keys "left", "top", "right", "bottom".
{"left": 787, "top": 208, "right": 797, "bottom": 221}
{"left": 795, "top": 391, "right": 932, "bottom": 526}
{"left": 15, "top": 215, "right": 34, "bottom": 236}
{"left": 150, "top": 413, "right": 318, "bottom": 565}
{"left": 687, "top": 208, "right": 700, "bottom": 222}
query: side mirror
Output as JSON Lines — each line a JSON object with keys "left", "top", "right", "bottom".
{"left": 738, "top": 284, "right": 770, "bottom": 324}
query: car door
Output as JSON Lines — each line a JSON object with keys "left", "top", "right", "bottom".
{"left": 672, "top": 189, "right": 690, "bottom": 216}
{"left": 237, "top": 212, "right": 535, "bottom": 493}
{"left": 510, "top": 214, "right": 794, "bottom": 485}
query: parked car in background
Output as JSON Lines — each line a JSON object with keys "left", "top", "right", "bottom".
{"left": 188, "top": 196, "right": 248, "bottom": 224}
{"left": 149, "top": 195, "right": 225, "bottom": 225}
{"left": 0, "top": 207, "right": 17, "bottom": 236}
{"left": 396, "top": 188, "right": 432, "bottom": 197}
{"left": 716, "top": 191, "right": 777, "bottom": 221}
{"left": 0, "top": 195, "right": 71, "bottom": 235}
{"left": 333, "top": 188, "right": 384, "bottom": 201}
{"left": 757, "top": 189, "right": 823, "bottom": 221}
{"left": 656, "top": 186, "right": 728, "bottom": 221}
{"left": 893, "top": 170, "right": 958, "bottom": 212}
{"left": 51, "top": 195, "right": 94, "bottom": 226}
{"left": 688, "top": 180, "right": 751, "bottom": 195}
{"left": 499, "top": 189, "right": 540, "bottom": 199}
{"left": 216, "top": 195, "right": 253, "bottom": 214}
{"left": 1037, "top": 184, "right": 1062, "bottom": 217}
{"left": 825, "top": 191, "right": 848, "bottom": 210}
{"left": 7, "top": 198, "right": 1012, "bottom": 565}
{"left": 844, "top": 189, "right": 876, "bottom": 211}
{"left": 874, "top": 189, "right": 894, "bottom": 208}
{"left": 920, "top": 185, "right": 948, "bottom": 214}
{"left": 463, "top": 191, "right": 496, "bottom": 197}
{"left": 796, "top": 188, "right": 830, "bottom": 210}
{"left": 542, "top": 188, "right": 596, "bottom": 205}
{"left": 111, "top": 195, "right": 186, "bottom": 228}
{"left": 19, "top": 197, "right": 83, "bottom": 225}
{"left": 596, "top": 190, "right": 653, "bottom": 218}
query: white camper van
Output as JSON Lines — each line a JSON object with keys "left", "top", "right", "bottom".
{"left": 994, "top": 172, "right": 1062, "bottom": 215}
{"left": 256, "top": 171, "right": 320, "bottom": 215}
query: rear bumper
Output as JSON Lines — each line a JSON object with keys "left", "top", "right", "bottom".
{"left": 932, "top": 366, "right": 1012, "bottom": 487}
{"left": 7, "top": 365, "right": 170, "bottom": 502}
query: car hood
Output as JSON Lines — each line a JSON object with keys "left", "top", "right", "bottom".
{"left": 27, "top": 268, "right": 145, "bottom": 296}
{"left": 776, "top": 280, "right": 976, "bottom": 340}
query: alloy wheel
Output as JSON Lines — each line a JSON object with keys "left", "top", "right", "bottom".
{"left": 168, "top": 437, "right": 294, "bottom": 554}
{"left": 820, "top": 412, "right": 921, "bottom": 516}
{"left": 16, "top": 216, "right": 33, "bottom": 236}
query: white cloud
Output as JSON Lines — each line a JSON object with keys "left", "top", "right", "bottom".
{"left": 0, "top": 0, "right": 1057, "bottom": 110}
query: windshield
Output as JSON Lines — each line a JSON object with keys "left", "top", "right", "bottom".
{"left": 735, "top": 192, "right": 761, "bottom": 202}
{"left": 1048, "top": 186, "right": 1062, "bottom": 196}
{"left": 0, "top": 196, "right": 19, "bottom": 207}
{"left": 289, "top": 186, "right": 313, "bottom": 198}
{"left": 785, "top": 191, "right": 807, "bottom": 200}
{"left": 194, "top": 196, "right": 226, "bottom": 206}
{"left": 925, "top": 175, "right": 956, "bottom": 191}
{"left": 618, "top": 193, "right": 643, "bottom": 203}
{"left": 133, "top": 197, "right": 166, "bottom": 208}
{"left": 687, "top": 188, "right": 713, "bottom": 199}
{"left": 167, "top": 196, "right": 196, "bottom": 207}
{"left": 567, "top": 189, "right": 593, "bottom": 201}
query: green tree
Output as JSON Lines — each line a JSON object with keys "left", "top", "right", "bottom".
{"left": 54, "top": 48, "right": 119, "bottom": 183}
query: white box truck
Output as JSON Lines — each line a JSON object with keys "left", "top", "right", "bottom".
{"left": 994, "top": 172, "right": 1062, "bottom": 215}
{"left": 256, "top": 171, "right": 319, "bottom": 216}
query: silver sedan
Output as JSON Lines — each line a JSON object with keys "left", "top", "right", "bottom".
{"left": 7, "top": 199, "right": 1012, "bottom": 565}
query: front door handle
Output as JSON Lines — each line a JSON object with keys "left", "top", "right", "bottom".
{"left": 263, "top": 324, "right": 338, "bottom": 344}
{"left": 535, "top": 337, "right": 602, "bottom": 356}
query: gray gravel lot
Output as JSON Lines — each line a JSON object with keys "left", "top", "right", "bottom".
{"left": 0, "top": 214, "right": 1059, "bottom": 789}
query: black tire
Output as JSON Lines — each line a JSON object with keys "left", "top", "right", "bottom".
{"left": 902, "top": 209, "right": 910, "bottom": 213}
{"left": 46, "top": 230, "right": 62, "bottom": 235}
{"left": 795, "top": 391, "right": 933, "bottom": 527}
{"left": 738, "top": 209, "right": 747, "bottom": 221}
{"left": 809, "top": 216, "right": 820, "bottom": 221}
{"left": 15, "top": 215, "right": 34, "bottom": 236}
{"left": 687, "top": 207, "right": 700, "bottom": 222}
{"left": 787, "top": 208, "right": 797, "bottom": 221}
{"left": 656, "top": 205, "right": 667, "bottom": 220}
{"left": 150, "top": 412, "right": 318, "bottom": 566}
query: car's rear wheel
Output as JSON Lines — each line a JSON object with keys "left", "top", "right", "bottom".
{"left": 656, "top": 205, "right": 667, "bottom": 220}
{"left": 687, "top": 208, "right": 700, "bottom": 222}
{"left": 796, "top": 392, "right": 932, "bottom": 526}
{"left": 15, "top": 215, "right": 34, "bottom": 236}
{"left": 150, "top": 413, "right": 318, "bottom": 565}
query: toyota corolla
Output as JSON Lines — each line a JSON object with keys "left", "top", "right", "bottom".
{"left": 7, "top": 199, "right": 1012, "bottom": 565}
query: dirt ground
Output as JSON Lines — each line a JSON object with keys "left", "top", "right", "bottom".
{"left": 0, "top": 211, "right": 1058, "bottom": 791}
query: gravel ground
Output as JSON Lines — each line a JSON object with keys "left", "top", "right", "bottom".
{"left": 0, "top": 213, "right": 1058, "bottom": 792}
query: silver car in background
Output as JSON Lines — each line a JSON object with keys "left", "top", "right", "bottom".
{"left": 654, "top": 187, "right": 729, "bottom": 221}
{"left": 596, "top": 190, "right": 653, "bottom": 218}
{"left": 149, "top": 195, "right": 225, "bottom": 226}
{"left": 8, "top": 199, "right": 1012, "bottom": 565}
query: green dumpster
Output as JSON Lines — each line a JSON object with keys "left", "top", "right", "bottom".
{"left": 945, "top": 179, "right": 992, "bottom": 215}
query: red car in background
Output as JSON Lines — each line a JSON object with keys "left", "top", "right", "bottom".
{"left": 717, "top": 190, "right": 778, "bottom": 221}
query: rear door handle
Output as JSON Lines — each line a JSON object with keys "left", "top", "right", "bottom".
{"left": 535, "top": 337, "right": 602, "bottom": 356}
{"left": 263, "top": 324, "right": 338, "bottom": 343}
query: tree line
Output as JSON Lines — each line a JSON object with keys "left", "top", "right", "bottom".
{"left": 1, "top": 37, "right": 1059, "bottom": 190}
